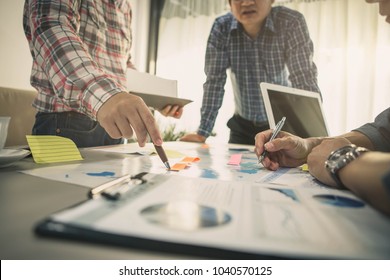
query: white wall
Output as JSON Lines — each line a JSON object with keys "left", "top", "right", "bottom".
{"left": 130, "top": 0, "right": 150, "bottom": 72}
{"left": 0, "top": 0, "right": 33, "bottom": 89}
{"left": 0, "top": 0, "right": 150, "bottom": 90}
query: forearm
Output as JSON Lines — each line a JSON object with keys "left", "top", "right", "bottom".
{"left": 199, "top": 73, "right": 226, "bottom": 137}
{"left": 305, "top": 137, "right": 326, "bottom": 153}
{"left": 198, "top": 107, "right": 219, "bottom": 138}
{"left": 339, "top": 131, "right": 375, "bottom": 150}
{"left": 339, "top": 152, "right": 390, "bottom": 216}
{"left": 286, "top": 14, "right": 320, "bottom": 94}
{"left": 307, "top": 131, "right": 374, "bottom": 154}
{"left": 198, "top": 77, "right": 222, "bottom": 137}
{"left": 199, "top": 25, "right": 229, "bottom": 137}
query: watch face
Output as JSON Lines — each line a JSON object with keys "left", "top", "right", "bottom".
{"left": 326, "top": 145, "right": 356, "bottom": 174}
{"left": 325, "top": 144, "right": 368, "bottom": 187}
{"left": 325, "top": 160, "right": 338, "bottom": 173}
{"left": 329, "top": 146, "right": 354, "bottom": 160}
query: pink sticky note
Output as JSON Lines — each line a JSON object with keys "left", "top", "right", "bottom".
{"left": 227, "top": 154, "right": 242, "bottom": 165}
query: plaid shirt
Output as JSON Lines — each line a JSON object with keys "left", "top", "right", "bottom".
{"left": 23, "top": 0, "right": 133, "bottom": 119}
{"left": 198, "top": 6, "right": 320, "bottom": 137}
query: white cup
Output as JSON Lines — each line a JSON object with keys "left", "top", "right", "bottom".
{"left": 0, "top": 116, "right": 11, "bottom": 151}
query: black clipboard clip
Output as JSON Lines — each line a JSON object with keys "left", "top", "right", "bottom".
{"left": 88, "top": 172, "right": 148, "bottom": 201}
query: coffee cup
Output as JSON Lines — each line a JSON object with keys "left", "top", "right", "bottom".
{"left": 0, "top": 116, "right": 11, "bottom": 151}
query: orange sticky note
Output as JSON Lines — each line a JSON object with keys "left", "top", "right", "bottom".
{"left": 170, "top": 163, "right": 189, "bottom": 171}
{"left": 181, "top": 157, "right": 200, "bottom": 163}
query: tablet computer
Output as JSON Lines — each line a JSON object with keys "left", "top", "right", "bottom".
{"left": 260, "top": 82, "right": 329, "bottom": 138}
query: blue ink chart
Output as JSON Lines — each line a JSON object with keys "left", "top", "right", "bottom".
{"left": 22, "top": 142, "right": 274, "bottom": 187}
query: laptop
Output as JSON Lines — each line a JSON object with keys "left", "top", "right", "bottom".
{"left": 260, "top": 82, "right": 329, "bottom": 138}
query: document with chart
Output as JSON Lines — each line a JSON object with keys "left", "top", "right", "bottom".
{"left": 33, "top": 143, "right": 390, "bottom": 259}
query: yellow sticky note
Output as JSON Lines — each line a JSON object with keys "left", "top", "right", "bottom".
{"left": 301, "top": 163, "right": 309, "bottom": 172}
{"left": 165, "top": 149, "right": 186, "bottom": 158}
{"left": 26, "top": 135, "right": 83, "bottom": 164}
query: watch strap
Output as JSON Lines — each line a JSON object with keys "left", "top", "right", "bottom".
{"left": 325, "top": 144, "right": 368, "bottom": 188}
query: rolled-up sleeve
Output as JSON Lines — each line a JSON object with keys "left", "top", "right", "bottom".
{"left": 354, "top": 108, "right": 390, "bottom": 152}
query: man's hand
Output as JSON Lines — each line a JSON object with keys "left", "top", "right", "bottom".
{"left": 97, "top": 92, "right": 162, "bottom": 147}
{"left": 254, "top": 129, "right": 317, "bottom": 170}
{"left": 158, "top": 105, "right": 183, "bottom": 119}
{"left": 307, "top": 138, "right": 351, "bottom": 187}
{"left": 180, "top": 133, "right": 206, "bottom": 143}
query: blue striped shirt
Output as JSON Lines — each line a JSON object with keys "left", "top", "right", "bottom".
{"left": 198, "top": 6, "right": 320, "bottom": 137}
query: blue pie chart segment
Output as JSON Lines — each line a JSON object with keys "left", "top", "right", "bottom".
{"left": 313, "top": 194, "right": 365, "bottom": 208}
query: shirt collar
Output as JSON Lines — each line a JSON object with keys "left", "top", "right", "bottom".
{"left": 229, "top": 8, "right": 276, "bottom": 35}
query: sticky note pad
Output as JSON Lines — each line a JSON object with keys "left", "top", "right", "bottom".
{"left": 181, "top": 157, "right": 200, "bottom": 163}
{"left": 26, "top": 135, "right": 83, "bottom": 164}
{"left": 170, "top": 163, "right": 188, "bottom": 171}
{"left": 169, "top": 157, "right": 200, "bottom": 172}
{"left": 301, "top": 164, "right": 309, "bottom": 172}
{"left": 228, "top": 154, "right": 242, "bottom": 165}
{"left": 165, "top": 149, "right": 186, "bottom": 158}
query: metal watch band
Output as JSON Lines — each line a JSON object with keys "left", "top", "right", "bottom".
{"left": 325, "top": 144, "right": 369, "bottom": 188}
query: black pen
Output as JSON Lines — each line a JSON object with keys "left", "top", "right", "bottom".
{"left": 154, "top": 144, "right": 171, "bottom": 170}
{"left": 258, "top": 116, "right": 286, "bottom": 164}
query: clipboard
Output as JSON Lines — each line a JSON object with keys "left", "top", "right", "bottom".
{"left": 126, "top": 69, "right": 193, "bottom": 110}
{"left": 34, "top": 171, "right": 390, "bottom": 259}
{"left": 132, "top": 92, "right": 193, "bottom": 111}
{"left": 35, "top": 218, "right": 267, "bottom": 259}
{"left": 34, "top": 172, "right": 265, "bottom": 259}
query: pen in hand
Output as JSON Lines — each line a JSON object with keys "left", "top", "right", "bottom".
{"left": 154, "top": 144, "right": 171, "bottom": 170}
{"left": 258, "top": 116, "right": 286, "bottom": 164}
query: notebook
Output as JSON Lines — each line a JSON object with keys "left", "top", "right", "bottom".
{"left": 260, "top": 83, "right": 329, "bottom": 138}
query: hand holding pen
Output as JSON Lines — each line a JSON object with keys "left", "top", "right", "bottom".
{"left": 258, "top": 116, "right": 286, "bottom": 164}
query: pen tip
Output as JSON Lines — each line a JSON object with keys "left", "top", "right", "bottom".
{"left": 164, "top": 162, "right": 171, "bottom": 170}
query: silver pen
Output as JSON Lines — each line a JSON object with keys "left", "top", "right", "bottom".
{"left": 258, "top": 116, "right": 286, "bottom": 164}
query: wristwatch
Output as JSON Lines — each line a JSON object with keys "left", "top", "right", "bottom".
{"left": 325, "top": 144, "right": 368, "bottom": 188}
